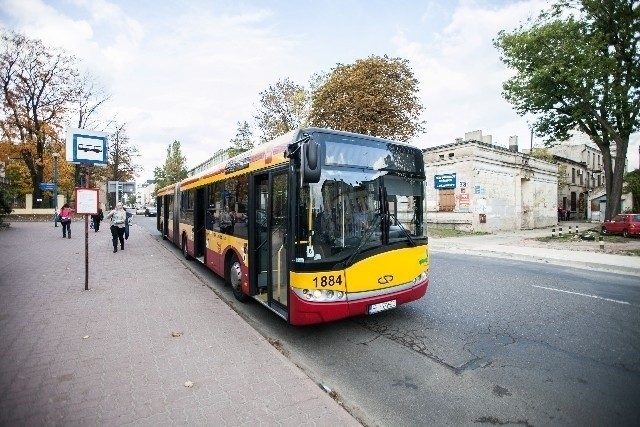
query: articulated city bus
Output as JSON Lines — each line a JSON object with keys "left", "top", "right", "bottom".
{"left": 156, "top": 128, "right": 429, "bottom": 325}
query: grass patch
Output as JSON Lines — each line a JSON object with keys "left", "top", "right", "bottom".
{"left": 620, "top": 249, "right": 640, "bottom": 256}
{"left": 534, "top": 233, "right": 588, "bottom": 243}
{"left": 428, "top": 227, "right": 490, "bottom": 238}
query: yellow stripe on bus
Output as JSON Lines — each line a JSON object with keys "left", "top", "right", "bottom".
{"left": 290, "top": 245, "right": 428, "bottom": 293}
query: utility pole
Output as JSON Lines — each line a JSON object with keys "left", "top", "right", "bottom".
{"left": 53, "top": 152, "right": 59, "bottom": 227}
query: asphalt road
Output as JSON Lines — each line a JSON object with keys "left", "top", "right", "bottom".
{"left": 138, "top": 217, "right": 640, "bottom": 426}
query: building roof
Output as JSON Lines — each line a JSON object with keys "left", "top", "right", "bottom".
{"left": 423, "top": 139, "right": 522, "bottom": 156}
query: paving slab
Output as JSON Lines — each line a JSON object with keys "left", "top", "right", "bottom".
{"left": 0, "top": 221, "right": 360, "bottom": 426}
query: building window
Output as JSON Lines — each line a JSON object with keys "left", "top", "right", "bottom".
{"left": 580, "top": 170, "right": 584, "bottom": 185}
{"left": 439, "top": 154, "right": 445, "bottom": 161}
{"left": 572, "top": 168, "right": 575, "bottom": 184}
{"left": 598, "top": 175, "right": 601, "bottom": 187}
{"left": 439, "top": 189, "right": 455, "bottom": 212}
{"left": 448, "top": 153, "right": 454, "bottom": 159}
{"left": 571, "top": 192, "right": 577, "bottom": 211}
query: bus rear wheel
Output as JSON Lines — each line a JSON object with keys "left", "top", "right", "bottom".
{"left": 228, "top": 254, "right": 248, "bottom": 302}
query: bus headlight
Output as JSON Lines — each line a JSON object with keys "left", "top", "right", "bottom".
{"left": 413, "top": 271, "right": 428, "bottom": 285}
{"left": 294, "top": 288, "right": 347, "bottom": 302}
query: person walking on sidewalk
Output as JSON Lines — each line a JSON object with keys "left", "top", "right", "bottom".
{"left": 91, "top": 208, "right": 104, "bottom": 232}
{"left": 106, "top": 203, "right": 127, "bottom": 253}
{"left": 59, "top": 203, "right": 73, "bottom": 239}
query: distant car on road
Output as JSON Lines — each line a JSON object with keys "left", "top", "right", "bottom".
{"left": 136, "top": 206, "right": 146, "bottom": 215}
{"left": 601, "top": 214, "right": 640, "bottom": 238}
{"left": 144, "top": 206, "right": 157, "bottom": 217}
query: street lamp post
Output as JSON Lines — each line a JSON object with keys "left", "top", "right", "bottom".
{"left": 53, "top": 152, "right": 59, "bottom": 227}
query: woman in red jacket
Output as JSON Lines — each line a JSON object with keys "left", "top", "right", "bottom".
{"left": 59, "top": 203, "right": 73, "bottom": 238}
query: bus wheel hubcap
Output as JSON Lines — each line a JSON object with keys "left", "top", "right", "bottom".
{"left": 230, "top": 261, "right": 242, "bottom": 291}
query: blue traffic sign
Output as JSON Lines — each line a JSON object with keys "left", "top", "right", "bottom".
{"left": 39, "top": 182, "right": 56, "bottom": 190}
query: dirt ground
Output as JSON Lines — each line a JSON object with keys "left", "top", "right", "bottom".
{"left": 518, "top": 234, "right": 640, "bottom": 256}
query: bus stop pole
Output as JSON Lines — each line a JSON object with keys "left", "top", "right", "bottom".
{"left": 84, "top": 166, "right": 89, "bottom": 291}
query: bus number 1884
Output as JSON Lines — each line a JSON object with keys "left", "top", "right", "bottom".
{"left": 313, "top": 274, "right": 343, "bottom": 288}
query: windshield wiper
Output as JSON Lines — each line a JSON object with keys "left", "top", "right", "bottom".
{"left": 389, "top": 213, "right": 416, "bottom": 247}
{"left": 341, "top": 212, "right": 381, "bottom": 268}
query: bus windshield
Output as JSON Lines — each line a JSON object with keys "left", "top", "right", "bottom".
{"left": 296, "top": 134, "right": 426, "bottom": 265}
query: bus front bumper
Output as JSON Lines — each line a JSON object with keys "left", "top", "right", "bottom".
{"left": 288, "top": 278, "right": 429, "bottom": 326}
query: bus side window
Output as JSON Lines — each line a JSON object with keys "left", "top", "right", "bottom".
{"left": 208, "top": 182, "right": 222, "bottom": 232}
{"left": 206, "top": 209, "right": 215, "bottom": 230}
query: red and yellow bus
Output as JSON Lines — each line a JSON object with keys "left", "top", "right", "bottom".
{"left": 156, "top": 128, "right": 429, "bottom": 325}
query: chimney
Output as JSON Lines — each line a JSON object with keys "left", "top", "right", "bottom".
{"left": 509, "top": 135, "right": 519, "bottom": 152}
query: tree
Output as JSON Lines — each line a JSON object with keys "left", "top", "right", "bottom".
{"left": 227, "top": 121, "right": 255, "bottom": 157}
{"left": 254, "top": 78, "right": 309, "bottom": 143}
{"left": 309, "top": 55, "right": 426, "bottom": 142}
{"left": 494, "top": 0, "right": 640, "bottom": 220}
{"left": 623, "top": 169, "right": 640, "bottom": 212}
{"left": 0, "top": 30, "right": 79, "bottom": 208}
{"left": 153, "top": 140, "right": 187, "bottom": 190}
{"left": 70, "top": 71, "right": 111, "bottom": 187}
{"left": 91, "top": 123, "right": 140, "bottom": 207}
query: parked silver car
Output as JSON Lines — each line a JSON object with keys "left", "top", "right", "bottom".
{"left": 144, "top": 206, "right": 157, "bottom": 217}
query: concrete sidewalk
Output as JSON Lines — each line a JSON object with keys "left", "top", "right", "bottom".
{"left": 0, "top": 222, "right": 359, "bottom": 426}
{"left": 430, "top": 221, "right": 640, "bottom": 276}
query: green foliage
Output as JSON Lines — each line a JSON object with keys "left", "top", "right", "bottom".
{"left": 623, "top": 169, "right": 640, "bottom": 211}
{"left": 152, "top": 166, "right": 166, "bottom": 191}
{"left": 0, "top": 185, "right": 12, "bottom": 215}
{"left": 494, "top": 0, "right": 640, "bottom": 219}
{"left": 227, "top": 121, "right": 255, "bottom": 157}
{"left": 528, "top": 148, "right": 555, "bottom": 162}
{"left": 254, "top": 78, "right": 309, "bottom": 143}
{"left": 154, "top": 140, "right": 188, "bottom": 190}
{"left": 309, "top": 55, "right": 425, "bottom": 142}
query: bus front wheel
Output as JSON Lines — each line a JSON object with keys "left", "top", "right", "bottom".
{"left": 228, "top": 254, "right": 248, "bottom": 302}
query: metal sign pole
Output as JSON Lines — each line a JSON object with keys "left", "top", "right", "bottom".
{"left": 84, "top": 166, "right": 89, "bottom": 291}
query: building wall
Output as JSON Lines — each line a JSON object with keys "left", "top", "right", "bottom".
{"left": 425, "top": 141, "right": 558, "bottom": 232}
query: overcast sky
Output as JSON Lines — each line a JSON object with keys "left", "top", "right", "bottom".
{"left": 1, "top": 0, "right": 638, "bottom": 182}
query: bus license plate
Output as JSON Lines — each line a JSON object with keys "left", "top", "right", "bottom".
{"left": 368, "top": 300, "right": 396, "bottom": 315}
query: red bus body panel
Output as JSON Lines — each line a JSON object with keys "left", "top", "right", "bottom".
{"left": 288, "top": 278, "right": 429, "bottom": 326}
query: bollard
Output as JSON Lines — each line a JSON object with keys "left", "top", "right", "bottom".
{"left": 559, "top": 227, "right": 563, "bottom": 238}
{"left": 599, "top": 236, "right": 604, "bottom": 251}
{"left": 575, "top": 225, "right": 579, "bottom": 234}
{"left": 552, "top": 227, "right": 556, "bottom": 238}
{"left": 569, "top": 225, "right": 572, "bottom": 234}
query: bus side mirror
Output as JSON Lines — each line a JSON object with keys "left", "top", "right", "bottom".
{"left": 302, "top": 140, "right": 321, "bottom": 183}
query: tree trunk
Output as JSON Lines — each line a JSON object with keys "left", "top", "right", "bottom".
{"left": 602, "top": 139, "right": 630, "bottom": 221}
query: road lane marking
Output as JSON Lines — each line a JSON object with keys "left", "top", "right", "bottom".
{"left": 532, "top": 285, "right": 631, "bottom": 306}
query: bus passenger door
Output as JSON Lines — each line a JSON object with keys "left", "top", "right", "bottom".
{"left": 253, "top": 170, "right": 289, "bottom": 317}
{"left": 194, "top": 187, "right": 206, "bottom": 261}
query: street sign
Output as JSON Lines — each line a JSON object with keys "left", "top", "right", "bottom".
{"left": 65, "top": 128, "right": 108, "bottom": 165}
{"left": 39, "top": 182, "right": 56, "bottom": 191}
{"left": 107, "top": 181, "right": 136, "bottom": 193}
{"left": 434, "top": 173, "right": 456, "bottom": 189}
